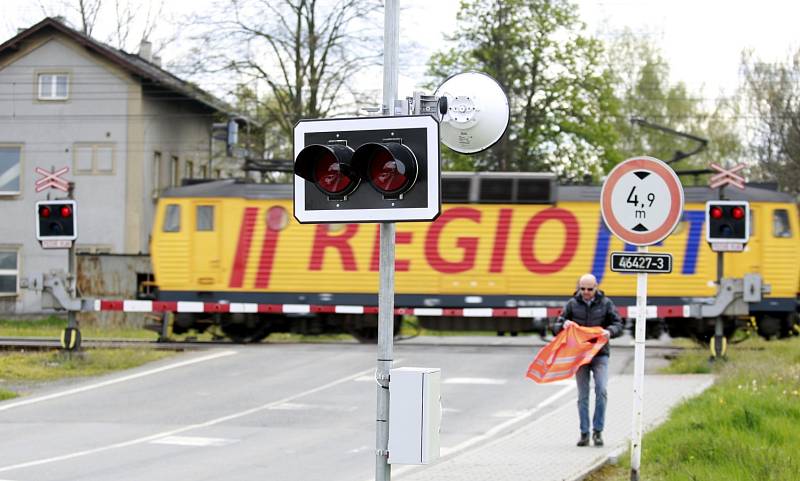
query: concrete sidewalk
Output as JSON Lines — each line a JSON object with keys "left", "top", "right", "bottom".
{"left": 395, "top": 374, "right": 714, "bottom": 481}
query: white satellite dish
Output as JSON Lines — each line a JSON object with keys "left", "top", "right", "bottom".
{"left": 434, "top": 71, "right": 510, "bottom": 154}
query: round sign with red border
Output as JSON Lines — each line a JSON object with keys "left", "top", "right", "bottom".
{"left": 601, "top": 156, "right": 684, "bottom": 246}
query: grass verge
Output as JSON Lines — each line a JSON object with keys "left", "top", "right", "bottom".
{"left": 0, "top": 316, "right": 156, "bottom": 340}
{"left": 0, "top": 348, "right": 176, "bottom": 399}
{"left": 586, "top": 336, "right": 800, "bottom": 481}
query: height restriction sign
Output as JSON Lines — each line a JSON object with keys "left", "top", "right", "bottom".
{"left": 601, "top": 156, "right": 684, "bottom": 246}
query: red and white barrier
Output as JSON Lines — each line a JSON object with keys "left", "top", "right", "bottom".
{"left": 91, "top": 300, "right": 690, "bottom": 319}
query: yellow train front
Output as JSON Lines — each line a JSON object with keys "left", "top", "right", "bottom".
{"left": 150, "top": 173, "right": 800, "bottom": 342}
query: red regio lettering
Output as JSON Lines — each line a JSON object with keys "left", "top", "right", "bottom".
{"left": 519, "top": 208, "right": 579, "bottom": 274}
{"left": 309, "top": 224, "right": 359, "bottom": 271}
{"left": 425, "top": 207, "right": 481, "bottom": 273}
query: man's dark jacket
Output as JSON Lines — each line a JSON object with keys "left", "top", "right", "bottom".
{"left": 552, "top": 290, "right": 624, "bottom": 357}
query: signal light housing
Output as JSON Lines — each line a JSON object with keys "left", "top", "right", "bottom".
{"left": 294, "top": 144, "right": 359, "bottom": 197}
{"left": 35, "top": 200, "right": 78, "bottom": 241}
{"left": 354, "top": 142, "right": 418, "bottom": 197}
{"left": 705, "top": 200, "right": 749, "bottom": 244}
{"left": 293, "top": 115, "right": 440, "bottom": 223}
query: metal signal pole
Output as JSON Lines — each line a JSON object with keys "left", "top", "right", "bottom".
{"left": 630, "top": 247, "right": 648, "bottom": 481}
{"left": 375, "top": 2, "right": 399, "bottom": 480}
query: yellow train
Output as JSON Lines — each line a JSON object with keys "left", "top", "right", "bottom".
{"left": 150, "top": 173, "right": 800, "bottom": 342}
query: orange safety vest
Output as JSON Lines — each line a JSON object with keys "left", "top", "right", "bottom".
{"left": 526, "top": 324, "right": 608, "bottom": 384}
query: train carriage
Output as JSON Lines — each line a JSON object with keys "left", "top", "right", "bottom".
{"left": 150, "top": 173, "right": 800, "bottom": 342}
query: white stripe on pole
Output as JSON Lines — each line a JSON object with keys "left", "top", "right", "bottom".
{"left": 336, "top": 305, "right": 365, "bottom": 314}
{"left": 463, "top": 308, "right": 493, "bottom": 317}
{"left": 517, "top": 307, "right": 547, "bottom": 318}
{"left": 282, "top": 304, "right": 311, "bottom": 314}
{"left": 177, "top": 301, "right": 204, "bottom": 313}
{"left": 627, "top": 305, "right": 658, "bottom": 319}
{"left": 93, "top": 299, "right": 101, "bottom": 311}
{"left": 413, "top": 308, "right": 443, "bottom": 316}
{"left": 683, "top": 305, "right": 691, "bottom": 317}
{"left": 123, "top": 300, "right": 153, "bottom": 312}
{"left": 229, "top": 303, "right": 258, "bottom": 313}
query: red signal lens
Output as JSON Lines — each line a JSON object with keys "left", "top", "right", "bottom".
{"left": 731, "top": 206, "right": 745, "bottom": 220}
{"left": 40, "top": 206, "right": 52, "bottom": 217}
{"left": 313, "top": 152, "right": 352, "bottom": 195}
{"left": 60, "top": 206, "right": 73, "bottom": 218}
{"left": 368, "top": 150, "right": 408, "bottom": 193}
{"left": 709, "top": 206, "right": 723, "bottom": 219}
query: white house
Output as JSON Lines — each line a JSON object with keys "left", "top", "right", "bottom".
{"left": 0, "top": 17, "right": 245, "bottom": 315}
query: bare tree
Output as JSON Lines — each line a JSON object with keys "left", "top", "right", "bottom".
{"left": 740, "top": 49, "right": 800, "bottom": 196}
{"left": 179, "top": 0, "right": 382, "bottom": 158}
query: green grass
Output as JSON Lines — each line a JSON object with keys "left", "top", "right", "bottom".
{"left": 0, "top": 389, "right": 18, "bottom": 401}
{"left": 586, "top": 336, "right": 800, "bottom": 481}
{"left": 0, "top": 316, "right": 157, "bottom": 340}
{"left": 0, "top": 348, "right": 176, "bottom": 399}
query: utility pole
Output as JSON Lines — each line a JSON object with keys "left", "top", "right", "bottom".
{"left": 375, "top": 2, "right": 399, "bottom": 481}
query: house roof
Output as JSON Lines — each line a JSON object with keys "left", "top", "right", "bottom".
{"left": 0, "top": 17, "right": 249, "bottom": 122}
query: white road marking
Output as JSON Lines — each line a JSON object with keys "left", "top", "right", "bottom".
{"left": 0, "top": 350, "right": 238, "bottom": 413}
{"left": 0, "top": 365, "right": 378, "bottom": 473}
{"left": 439, "top": 383, "right": 575, "bottom": 456}
{"left": 363, "top": 382, "right": 577, "bottom": 481}
{"left": 267, "top": 402, "right": 357, "bottom": 413}
{"left": 444, "top": 377, "right": 507, "bottom": 385}
{"left": 150, "top": 436, "right": 237, "bottom": 447}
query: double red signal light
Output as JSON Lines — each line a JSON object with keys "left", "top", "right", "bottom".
{"left": 705, "top": 201, "right": 749, "bottom": 244}
{"left": 293, "top": 115, "right": 439, "bottom": 224}
{"left": 35, "top": 200, "right": 78, "bottom": 241}
{"left": 295, "top": 141, "right": 419, "bottom": 199}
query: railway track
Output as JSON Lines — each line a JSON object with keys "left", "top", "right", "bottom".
{"left": 0, "top": 335, "right": 696, "bottom": 352}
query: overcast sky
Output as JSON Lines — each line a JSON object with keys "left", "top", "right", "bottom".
{"left": 2, "top": 0, "right": 799, "bottom": 100}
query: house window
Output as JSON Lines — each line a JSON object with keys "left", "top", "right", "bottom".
{"left": 74, "top": 143, "right": 115, "bottom": 174}
{"left": 152, "top": 151, "right": 162, "bottom": 200}
{"left": 185, "top": 160, "right": 194, "bottom": 179}
{"left": 0, "top": 249, "right": 19, "bottom": 296}
{"left": 196, "top": 205, "right": 214, "bottom": 231}
{"left": 163, "top": 204, "right": 181, "bottom": 232}
{"left": 199, "top": 165, "right": 208, "bottom": 179}
{"left": 38, "top": 73, "right": 69, "bottom": 100}
{"left": 0, "top": 146, "right": 22, "bottom": 195}
{"left": 170, "top": 156, "right": 179, "bottom": 186}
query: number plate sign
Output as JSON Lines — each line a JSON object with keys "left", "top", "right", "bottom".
{"left": 601, "top": 157, "right": 684, "bottom": 246}
{"left": 610, "top": 252, "right": 672, "bottom": 274}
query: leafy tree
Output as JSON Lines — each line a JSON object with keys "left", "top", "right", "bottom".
{"left": 180, "top": 0, "right": 381, "bottom": 160}
{"left": 739, "top": 49, "right": 800, "bottom": 196}
{"left": 607, "top": 30, "right": 743, "bottom": 185}
{"left": 426, "top": 0, "right": 621, "bottom": 179}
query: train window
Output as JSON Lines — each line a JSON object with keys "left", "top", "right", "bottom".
{"left": 162, "top": 204, "right": 181, "bottom": 232}
{"left": 442, "top": 178, "right": 471, "bottom": 202}
{"left": 196, "top": 205, "right": 214, "bottom": 231}
{"left": 773, "top": 209, "right": 791, "bottom": 238}
{"left": 518, "top": 178, "right": 553, "bottom": 203}
{"left": 480, "top": 178, "right": 513, "bottom": 202}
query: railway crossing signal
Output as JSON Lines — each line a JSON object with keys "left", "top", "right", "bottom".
{"left": 706, "top": 200, "right": 749, "bottom": 245}
{"left": 35, "top": 200, "right": 77, "bottom": 245}
{"left": 293, "top": 115, "right": 440, "bottom": 224}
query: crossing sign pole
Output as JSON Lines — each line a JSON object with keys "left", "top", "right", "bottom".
{"left": 601, "top": 156, "right": 684, "bottom": 481}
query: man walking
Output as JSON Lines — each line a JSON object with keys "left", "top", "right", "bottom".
{"left": 552, "top": 273, "right": 624, "bottom": 447}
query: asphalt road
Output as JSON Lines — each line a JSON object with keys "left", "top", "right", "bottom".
{"left": 0, "top": 337, "right": 671, "bottom": 481}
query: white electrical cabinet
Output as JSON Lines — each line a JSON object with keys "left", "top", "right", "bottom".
{"left": 388, "top": 367, "right": 441, "bottom": 465}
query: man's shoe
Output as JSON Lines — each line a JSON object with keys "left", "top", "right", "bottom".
{"left": 577, "top": 432, "right": 590, "bottom": 447}
{"left": 592, "top": 431, "right": 604, "bottom": 447}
